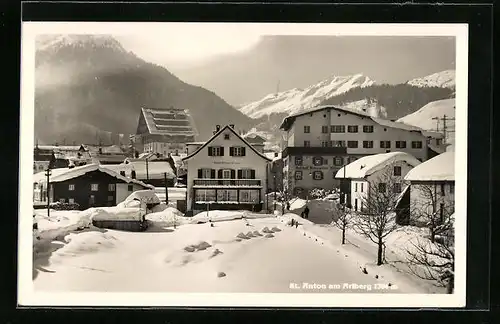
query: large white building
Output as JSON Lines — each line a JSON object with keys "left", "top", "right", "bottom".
{"left": 279, "top": 105, "right": 444, "bottom": 197}
{"left": 182, "top": 124, "right": 272, "bottom": 216}
{"left": 335, "top": 152, "right": 421, "bottom": 213}
{"left": 404, "top": 151, "right": 455, "bottom": 225}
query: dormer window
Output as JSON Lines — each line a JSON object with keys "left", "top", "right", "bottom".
{"left": 224, "top": 134, "right": 230, "bottom": 140}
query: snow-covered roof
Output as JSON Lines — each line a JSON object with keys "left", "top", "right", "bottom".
{"left": 404, "top": 151, "right": 454, "bottom": 182}
{"left": 264, "top": 152, "right": 282, "bottom": 161}
{"left": 33, "top": 163, "right": 154, "bottom": 189}
{"left": 280, "top": 105, "right": 425, "bottom": 134}
{"left": 335, "top": 152, "right": 422, "bottom": 179}
{"left": 36, "top": 145, "right": 87, "bottom": 152}
{"left": 103, "top": 160, "right": 176, "bottom": 179}
{"left": 139, "top": 107, "right": 198, "bottom": 137}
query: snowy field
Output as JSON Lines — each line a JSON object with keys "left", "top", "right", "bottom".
{"left": 32, "top": 208, "right": 442, "bottom": 294}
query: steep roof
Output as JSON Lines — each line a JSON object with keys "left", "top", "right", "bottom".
{"left": 104, "top": 160, "right": 176, "bottom": 180}
{"left": 33, "top": 163, "right": 154, "bottom": 189}
{"left": 335, "top": 152, "right": 422, "bottom": 179}
{"left": 280, "top": 105, "right": 425, "bottom": 134}
{"left": 182, "top": 125, "right": 272, "bottom": 162}
{"left": 138, "top": 107, "right": 198, "bottom": 137}
{"left": 404, "top": 151, "right": 454, "bottom": 181}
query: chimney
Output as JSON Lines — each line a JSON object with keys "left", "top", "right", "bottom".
{"left": 274, "top": 152, "right": 278, "bottom": 158}
{"left": 215, "top": 125, "right": 221, "bottom": 132}
{"left": 131, "top": 170, "right": 136, "bottom": 179}
{"left": 230, "top": 124, "right": 235, "bottom": 129}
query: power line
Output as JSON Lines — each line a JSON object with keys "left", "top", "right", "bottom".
{"left": 432, "top": 115, "right": 455, "bottom": 144}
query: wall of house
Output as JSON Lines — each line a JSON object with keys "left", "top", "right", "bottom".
{"left": 409, "top": 180, "right": 455, "bottom": 223}
{"left": 349, "top": 160, "right": 416, "bottom": 211}
{"left": 52, "top": 171, "right": 129, "bottom": 210}
{"left": 116, "top": 183, "right": 141, "bottom": 205}
{"left": 185, "top": 128, "right": 269, "bottom": 213}
{"left": 286, "top": 108, "right": 428, "bottom": 161}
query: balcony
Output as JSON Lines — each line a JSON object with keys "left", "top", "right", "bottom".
{"left": 193, "top": 179, "right": 262, "bottom": 187}
{"left": 281, "top": 146, "right": 347, "bottom": 158}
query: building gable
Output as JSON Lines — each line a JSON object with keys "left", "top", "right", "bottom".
{"left": 182, "top": 125, "right": 272, "bottom": 162}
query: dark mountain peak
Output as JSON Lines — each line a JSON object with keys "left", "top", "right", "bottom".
{"left": 36, "top": 34, "right": 127, "bottom": 53}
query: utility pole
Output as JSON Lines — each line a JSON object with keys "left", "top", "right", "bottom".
{"left": 273, "top": 173, "right": 277, "bottom": 211}
{"left": 146, "top": 158, "right": 149, "bottom": 181}
{"left": 432, "top": 115, "right": 456, "bottom": 144}
{"left": 164, "top": 172, "right": 169, "bottom": 203}
{"left": 45, "top": 168, "right": 51, "bottom": 218}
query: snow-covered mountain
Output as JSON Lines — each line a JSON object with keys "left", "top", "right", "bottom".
{"left": 406, "top": 70, "right": 455, "bottom": 89}
{"left": 36, "top": 34, "right": 129, "bottom": 53}
{"left": 239, "top": 74, "right": 375, "bottom": 119}
{"left": 397, "top": 98, "right": 455, "bottom": 144}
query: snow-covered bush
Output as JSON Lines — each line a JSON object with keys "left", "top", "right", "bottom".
{"left": 309, "top": 188, "right": 334, "bottom": 199}
{"left": 50, "top": 201, "right": 81, "bottom": 210}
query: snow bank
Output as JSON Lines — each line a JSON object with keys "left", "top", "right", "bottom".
{"left": 35, "top": 209, "right": 93, "bottom": 243}
{"left": 123, "top": 190, "right": 161, "bottom": 205}
{"left": 146, "top": 207, "right": 192, "bottom": 228}
{"left": 52, "top": 231, "right": 119, "bottom": 259}
{"left": 191, "top": 210, "right": 248, "bottom": 223}
{"left": 91, "top": 207, "right": 142, "bottom": 221}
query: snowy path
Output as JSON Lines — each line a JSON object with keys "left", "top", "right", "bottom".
{"left": 33, "top": 217, "right": 409, "bottom": 293}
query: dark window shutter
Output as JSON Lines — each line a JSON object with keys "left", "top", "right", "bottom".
{"left": 218, "top": 169, "right": 223, "bottom": 178}
{"left": 229, "top": 147, "right": 234, "bottom": 156}
{"left": 237, "top": 169, "right": 242, "bottom": 179}
{"left": 250, "top": 169, "right": 256, "bottom": 179}
{"left": 198, "top": 169, "right": 202, "bottom": 178}
{"left": 220, "top": 147, "right": 224, "bottom": 156}
{"left": 208, "top": 147, "right": 213, "bottom": 156}
{"left": 230, "top": 169, "right": 236, "bottom": 179}
{"left": 210, "top": 169, "right": 216, "bottom": 179}
{"left": 241, "top": 147, "right": 246, "bottom": 156}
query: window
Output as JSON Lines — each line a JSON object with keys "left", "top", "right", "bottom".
{"left": 222, "top": 170, "right": 232, "bottom": 179}
{"left": 378, "top": 183, "right": 387, "bottom": 193}
{"left": 91, "top": 184, "right": 99, "bottom": 191}
{"left": 348, "top": 125, "right": 358, "bottom": 133}
{"left": 208, "top": 146, "right": 224, "bottom": 156}
{"left": 332, "top": 140, "right": 346, "bottom": 147}
{"left": 411, "top": 141, "right": 423, "bottom": 149}
{"left": 363, "top": 125, "right": 374, "bottom": 133}
{"left": 217, "top": 189, "right": 238, "bottom": 202}
{"left": 321, "top": 141, "right": 329, "bottom": 147}
{"left": 347, "top": 141, "right": 358, "bottom": 148}
{"left": 313, "top": 156, "right": 323, "bottom": 166}
{"left": 240, "top": 190, "right": 259, "bottom": 203}
{"left": 440, "top": 183, "right": 446, "bottom": 196}
{"left": 436, "top": 138, "right": 442, "bottom": 146}
{"left": 361, "top": 183, "right": 364, "bottom": 192}
{"left": 450, "top": 182, "right": 455, "bottom": 194}
{"left": 108, "top": 184, "right": 116, "bottom": 192}
{"left": 200, "top": 168, "right": 213, "bottom": 178}
{"left": 59, "top": 198, "right": 65, "bottom": 203}
{"left": 239, "top": 169, "right": 253, "bottom": 179}
{"left": 313, "top": 171, "right": 324, "bottom": 180}
{"left": 230, "top": 146, "right": 246, "bottom": 157}
{"left": 108, "top": 195, "right": 114, "bottom": 201}
{"left": 334, "top": 157, "right": 344, "bottom": 166}
{"left": 224, "top": 134, "right": 230, "bottom": 140}
{"left": 128, "top": 184, "right": 133, "bottom": 191}
{"left": 355, "top": 183, "right": 358, "bottom": 192}
{"left": 304, "top": 141, "right": 310, "bottom": 147}
{"left": 393, "top": 166, "right": 402, "bottom": 176}
{"left": 363, "top": 141, "right": 374, "bottom": 148}
{"left": 395, "top": 141, "right": 407, "bottom": 149}
{"left": 321, "top": 125, "right": 329, "bottom": 133}
{"left": 295, "top": 171, "right": 303, "bottom": 180}
{"left": 380, "top": 141, "right": 391, "bottom": 149}
{"left": 393, "top": 183, "right": 402, "bottom": 193}
{"left": 68, "top": 184, "right": 75, "bottom": 191}
{"left": 330, "top": 125, "right": 345, "bottom": 133}
{"left": 354, "top": 199, "right": 358, "bottom": 211}
{"left": 295, "top": 156, "right": 303, "bottom": 165}
{"left": 304, "top": 126, "right": 310, "bottom": 133}
{"left": 68, "top": 198, "right": 75, "bottom": 204}
{"left": 195, "top": 189, "right": 216, "bottom": 202}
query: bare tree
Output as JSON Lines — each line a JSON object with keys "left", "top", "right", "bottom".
{"left": 332, "top": 203, "right": 353, "bottom": 245}
{"left": 405, "top": 217, "right": 455, "bottom": 293}
{"left": 354, "top": 166, "right": 402, "bottom": 265}
{"left": 411, "top": 184, "right": 455, "bottom": 243}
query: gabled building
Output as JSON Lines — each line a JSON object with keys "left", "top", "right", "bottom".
{"left": 133, "top": 107, "right": 198, "bottom": 156}
{"left": 242, "top": 131, "right": 267, "bottom": 154}
{"left": 404, "top": 151, "right": 455, "bottom": 225}
{"left": 182, "top": 124, "right": 272, "bottom": 216}
{"left": 279, "top": 105, "right": 432, "bottom": 197}
{"left": 33, "top": 163, "right": 153, "bottom": 210}
{"left": 33, "top": 144, "right": 92, "bottom": 173}
{"left": 335, "top": 152, "right": 421, "bottom": 220}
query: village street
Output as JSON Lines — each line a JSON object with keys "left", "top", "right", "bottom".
{"left": 33, "top": 214, "right": 414, "bottom": 294}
